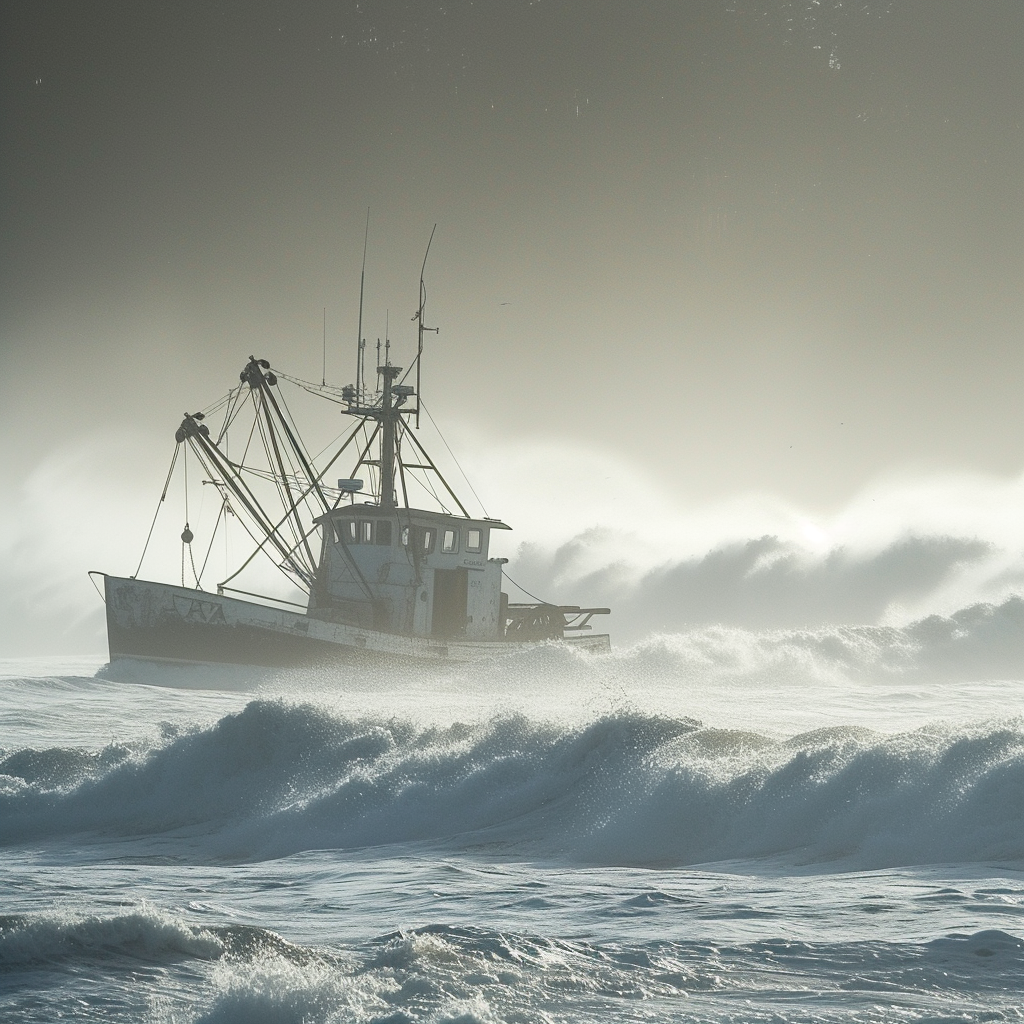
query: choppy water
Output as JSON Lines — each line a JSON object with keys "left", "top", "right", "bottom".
{"left": 1, "top": 614, "right": 1022, "bottom": 1022}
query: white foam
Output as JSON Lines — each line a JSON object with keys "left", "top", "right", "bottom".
{"left": 1, "top": 698, "right": 1020, "bottom": 871}
{"left": 0, "top": 906, "right": 223, "bottom": 967}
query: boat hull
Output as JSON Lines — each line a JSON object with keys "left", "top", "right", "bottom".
{"left": 103, "top": 575, "right": 610, "bottom": 667}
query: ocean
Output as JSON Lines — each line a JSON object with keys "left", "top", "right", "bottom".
{"left": 1, "top": 622, "right": 1021, "bottom": 1023}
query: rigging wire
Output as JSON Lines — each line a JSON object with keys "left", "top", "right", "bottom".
{"left": 181, "top": 444, "right": 190, "bottom": 587}
{"left": 216, "top": 508, "right": 318, "bottom": 594}
{"left": 409, "top": 467, "right": 452, "bottom": 515}
{"left": 196, "top": 492, "right": 229, "bottom": 585}
{"left": 201, "top": 382, "right": 344, "bottom": 501}
{"left": 186, "top": 416, "right": 317, "bottom": 590}
{"left": 254, "top": 408, "right": 304, "bottom": 556}
{"left": 143, "top": 364, "right": 502, "bottom": 602}
{"left": 132, "top": 444, "right": 180, "bottom": 579}
{"left": 262, "top": 375, "right": 331, "bottom": 515}
{"left": 239, "top": 390, "right": 260, "bottom": 465}
{"left": 199, "top": 384, "right": 239, "bottom": 418}
{"left": 275, "top": 370, "right": 352, "bottom": 403}
{"left": 419, "top": 399, "right": 489, "bottom": 518}
{"left": 398, "top": 420, "right": 470, "bottom": 517}
{"left": 186, "top": 428, "right": 314, "bottom": 591}
{"left": 350, "top": 420, "right": 380, "bottom": 503}
{"left": 181, "top": 444, "right": 203, "bottom": 588}
{"left": 198, "top": 373, "right": 370, "bottom": 590}
{"left": 187, "top": 533, "right": 201, "bottom": 587}
{"left": 274, "top": 383, "right": 314, "bottom": 469}
{"left": 272, "top": 381, "right": 324, "bottom": 524}
{"left": 502, "top": 572, "right": 557, "bottom": 606}
{"left": 311, "top": 423, "right": 360, "bottom": 464}
{"left": 216, "top": 384, "right": 249, "bottom": 444}
{"left": 216, "top": 386, "right": 239, "bottom": 445}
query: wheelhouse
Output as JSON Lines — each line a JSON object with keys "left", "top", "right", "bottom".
{"left": 310, "top": 505, "right": 511, "bottom": 640}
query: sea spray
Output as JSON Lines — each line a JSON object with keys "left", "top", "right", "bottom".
{"left": 1, "top": 699, "right": 1020, "bottom": 869}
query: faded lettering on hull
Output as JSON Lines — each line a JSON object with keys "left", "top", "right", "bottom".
{"left": 172, "top": 595, "right": 228, "bottom": 626}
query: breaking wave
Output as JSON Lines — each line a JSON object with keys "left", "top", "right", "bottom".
{"left": 0, "top": 906, "right": 224, "bottom": 968}
{"left": 5, "top": 908, "right": 1021, "bottom": 1024}
{"left": 576, "top": 593, "right": 1024, "bottom": 686}
{"left": 1, "top": 698, "right": 1020, "bottom": 869}
{"left": 185, "top": 926, "right": 1024, "bottom": 1024}
{"left": 224, "top": 926, "right": 1024, "bottom": 1011}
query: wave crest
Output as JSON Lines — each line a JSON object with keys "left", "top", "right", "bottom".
{"left": 0, "top": 907, "right": 223, "bottom": 967}
{"left": 1, "top": 699, "right": 1020, "bottom": 869}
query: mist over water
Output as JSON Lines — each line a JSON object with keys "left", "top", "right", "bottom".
{"left": 12, "top": 422, "right": 1024, "bottom": 656}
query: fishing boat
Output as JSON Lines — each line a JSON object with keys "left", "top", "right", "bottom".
{"left": 95, "top": 239, "right": 610, "bottom": 667}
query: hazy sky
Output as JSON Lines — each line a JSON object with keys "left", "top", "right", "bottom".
{"left": 2, "top": 1, "right": 1023, "bottom": 652}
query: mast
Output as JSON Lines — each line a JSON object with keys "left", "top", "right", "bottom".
{"left": 340, "top": 225, "right": 442, "bottom": 510}
{"left": 356, "top": 209, "right": 369, "bottom": 399}
{"left": 379, "top": 364, "right": 402, "bottom": 509}
{"left": 416, "top": 224, "right": 437, "bottom": 428}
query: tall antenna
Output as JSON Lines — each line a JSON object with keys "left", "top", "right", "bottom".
{"left": 416, "top": 224, "right": 438, "bottom": 428}
{"left": 356, "top": 208, "right": 369, "bottom": 399}
{"left": 322, "top": 307, "right": 326, "bottom": 386}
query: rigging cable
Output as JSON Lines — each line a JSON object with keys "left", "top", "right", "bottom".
{"left": 181, "top": 444, "right": 189, "bottom": 586}
{"left": 311, "top": 423, "right": 360, "bottom": 464}
{"left": 394, "top": 420, "right": 450, "bottom": 513}
{"left": 216, "top": 386, "right": 239, "bottom": 445}
{"left": 502, "top": 572, "right": 557, "bottom": 607}
{"left": 196, "top": 492, "right": 230, "bottom": 585}
{"left": 419, "top": 399, "right": 490, "bottom": 518}
{"left": 181, "top": 444, "right": 203, "bottom": 588}
{"left": 254, "top": 408, "right": 306, "bottom": 561}
{"left": 132, "top": 444, "right": 180, "bottom": 579}
{"left": 212, "top": 408, "right": 378, "bottom": 590}
{"left": 399, "top": 422, "right": 470, "bottom": 517}
{"left": 272, "top": 380, "right": 325, "bottom": 523}
{"left": 409, "top": 467, "right": 452, "bottom": 515}
{"left": 186, "top": 430, "right": 315, "bottom": 591}
{"left": 262, "top": 374, "right": 330, "bottom": 514}
{"left": 215, "top": 384, "right": 249, "bottom": 445}
{"left": 187, "top": 533, "right": 201, "bottom": 588}
{"left": 274, "top": 370, "right": 350, "bottom": 402}
{"left": 239, "top": 390, "right": 261, "bottom": 465}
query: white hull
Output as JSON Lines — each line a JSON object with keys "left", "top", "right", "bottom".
{"left": 104, "top": 575, "right": 610, "bottom": 667}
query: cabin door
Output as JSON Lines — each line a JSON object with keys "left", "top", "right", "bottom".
{"left": 432, "top": 568, "right": 469, "bottom": 638}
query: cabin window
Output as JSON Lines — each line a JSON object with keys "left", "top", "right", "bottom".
{"left": 401, "top": 526, "right": 410, "bottom": 546}
{"left": 361, "top": 521, "right": 373, "bottom": 544}
{"left": 421, "top": 527, "right": 436, "bottom": 554}
{"left": 376, "top": 521, "right": 392, "bottom": 546}
{"left": 442, "top": 528, "right": 458, "bottom": 553}
{"left": 346, "top": 521, "right": 358, "bottom": 543}
{"left": 466, "top": 528, "right": 482, "bottom": 553}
